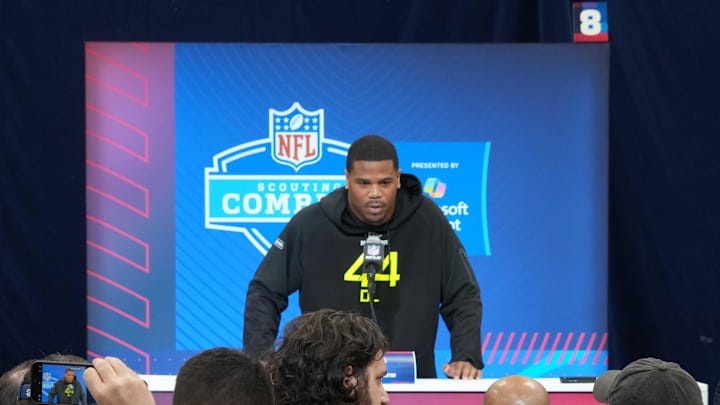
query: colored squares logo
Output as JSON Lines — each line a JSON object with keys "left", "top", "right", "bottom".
{"left": 423, "top": 177, "right": 447, "bottom": 198}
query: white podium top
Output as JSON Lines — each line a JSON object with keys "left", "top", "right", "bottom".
{"left": 141, "top": 375, "right": 709, "bottom": 405}
{"left": 383, "top": 378, "right": 595, "bottom": 392}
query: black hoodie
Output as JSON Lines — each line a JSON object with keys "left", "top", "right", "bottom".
{"left": 244, "top": 173, "right": 483, "bottom": 377}
{"left": 48, "top": 376, "right": 86, "bottom": 404}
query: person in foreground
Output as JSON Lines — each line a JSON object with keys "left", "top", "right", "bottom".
{"left": 0, "top": 359, "right": 34, "bottom": 404}
{"left": 483, "top": 375, "right": 549, "bottom": 405}
{"left": 267, "top": 309, "right": 390, "bottom": 405}
{"left": 173, "top": 347, "right": 274, "bottom": 405}
{"left": 84, "top": 357, "right": 155, "bottom": 405}
{"left": 244, "top": 134, "right": 483, "bottom": 379}
{"left": 593, "top": 357, "right": 702, "bottom": 405}
{"left": 48, "top": 367, "right": 87, "bottom": 404}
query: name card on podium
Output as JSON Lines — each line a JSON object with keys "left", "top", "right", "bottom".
{"left": 384, "top": 351, "right": 417, "bottom": 383}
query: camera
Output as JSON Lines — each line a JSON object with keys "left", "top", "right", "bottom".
{"left": 29, "top": 360, "right": 96, "bottom": 404}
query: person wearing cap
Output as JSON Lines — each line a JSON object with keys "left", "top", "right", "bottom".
{"left": 593, "top": 357, "right": 702, "bottom": 404}
{"left": 483, "top": 375, "right": 550, "bottom": 405}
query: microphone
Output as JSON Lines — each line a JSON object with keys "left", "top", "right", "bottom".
{"left": 363, "top": 234, "right": 384, "bottom": 280}
{"left": 362, "top": 233, "right": 385, "bottom": 324}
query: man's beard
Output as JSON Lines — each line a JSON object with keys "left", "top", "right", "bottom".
{"left": 352, "top": 376, "right": 371, "bottom": 405}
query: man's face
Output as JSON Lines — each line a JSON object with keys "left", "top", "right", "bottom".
{"left": 358, "top": 353, "right": 389, "bottom": 405}
{"left": 63, "top": 370, "right": 75, "bottom": 383}
{"left": 345, "top": 160, "right": 400, "bottom": 226}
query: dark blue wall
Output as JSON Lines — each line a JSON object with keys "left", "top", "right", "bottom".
{"left": 2, "top": 0, "right": 718, "bottom": 398}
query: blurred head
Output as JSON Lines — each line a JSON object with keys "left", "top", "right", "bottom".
{"left": 593, "top": 357, "right": 702, "bottom": 405}
{"left": 484, "top": 375, "right": 549, "bottom": 405}
{"left": 0, "top": 359, "right": 34, "bottom": 405}
{"left": 268, "top": 309, "right": 390, "bottom": 405}
{"left": 345, "top": 135, "right": 401, "bottom": 226}
{"left": 173, "top": 347, "right": 274, "bottom": 405}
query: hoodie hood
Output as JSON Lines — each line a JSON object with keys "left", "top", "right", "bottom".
{"left": 319, "top": 173, "right": 424, "bottom": 235}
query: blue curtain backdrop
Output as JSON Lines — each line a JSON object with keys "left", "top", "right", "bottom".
{"left": 2, "top": 0, "right": 719, "bottom": 396}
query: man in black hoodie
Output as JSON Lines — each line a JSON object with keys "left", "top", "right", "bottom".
{"left": 244, "top": 134, "right": 484, "bottom": 379}
{"left": 48, "top": 368, "right": 87, "bottom": 404}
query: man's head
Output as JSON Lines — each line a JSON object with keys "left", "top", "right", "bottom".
{"left": 268, "top": 309, "right": 390, "bottom": 405}
{"left": 484, "top": 375, "right": 550, "bottom": 405}
{"left": 173, "top": 347, "right": 274, "bottom": 405}
{"left": 0, "top": 359, "right": 34, "bottom": 405}
{"left": 345, "top": 135, "right": 401, "bottom": 226}
{"left": 593, "top": 357, "right": 702, "bottom": 405}
{"left": 63, "top": 368, "right": 75, "bottom": 383}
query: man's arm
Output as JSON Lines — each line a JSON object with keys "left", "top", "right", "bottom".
{"left": 48, "top": 384, "right": 57, "bottom": 403}
{"left": 243, "top": 279, "right": 289, "bottom": 359}
{"left": 79, "top": 381, "right": 87, "bottom": 405}
{"left": 243, "top": 226, "right": 302, "bottom": 360}
{"left": 440, "top": 237, "right": 484, "bottom": 378}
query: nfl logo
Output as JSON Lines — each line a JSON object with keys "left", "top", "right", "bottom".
{"left": 269, "top": 102, "right": 324, "bottom": 171}
{"left": 367, "top": 244, "right": 380, "bottom": 256}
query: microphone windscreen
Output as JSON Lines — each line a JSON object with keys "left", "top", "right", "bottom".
{"left": 593, "top": 369, "right": 621, "bottom": 403}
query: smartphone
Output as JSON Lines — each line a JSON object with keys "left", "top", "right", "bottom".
{"left": 29, "top": 360, "right": 96, "bottom": 404}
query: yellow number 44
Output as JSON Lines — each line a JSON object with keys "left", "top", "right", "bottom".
{"left": 343, "top": 251, "right": 400, "bottom": 288}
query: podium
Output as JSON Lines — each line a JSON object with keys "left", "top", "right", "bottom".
{"left": 384, "top": 378, "right": 709, "bottom": 405}
{"left": 143, "top": 375, "right": 709, "bottom": 405}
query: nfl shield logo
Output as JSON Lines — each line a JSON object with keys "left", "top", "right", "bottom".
{"left": 368, "top": 244, "right": 380, "bottom": 256}
{"left": 269, "top": 102, "right": 324, "bottom": 171}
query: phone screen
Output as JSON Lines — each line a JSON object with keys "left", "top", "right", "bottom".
{"left": 30, "top": 361, "right": 96, "bottom": 405}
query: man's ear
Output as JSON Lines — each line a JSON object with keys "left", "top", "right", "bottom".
{"left": 345, "top": 169, "right": 350, "bottom": 189}
{"left": 343, "top": 365, "right": 357, "bottom": 389}
{"left": 397, "top": 169, "right": 402, "bottom": 189}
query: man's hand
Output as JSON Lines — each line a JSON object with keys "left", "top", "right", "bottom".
{"left": 84, "top": 357, "right": 155, "bottom": 405}
{"left": 442, "top": 361, "right": 482, "bottom": 380}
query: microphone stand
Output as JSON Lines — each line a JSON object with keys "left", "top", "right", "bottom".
{"left": 362, "top": 233, "right": 384, "bottom": 325}
{"left": 366, "top": 263, "right": 378, "bottom": 324}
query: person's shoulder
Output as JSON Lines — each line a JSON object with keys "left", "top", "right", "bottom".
{"left": 298, "top": 200, "right": 324, "bottom": 215}
{"left": 286, "top": 201, "right": 325, "bottom": 225}
{"left": 408, "top": 195, "right": 461, "bottom": 236}
{"left": 414, "top": 194, "right": 445, "bottom": 218}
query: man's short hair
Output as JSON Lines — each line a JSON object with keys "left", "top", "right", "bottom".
{"left": 0, "top": 359, "right": 34, "bottom": 405}
{"left": 593, "top": 357, "right": 702, "bottom": 405}
{"left": 173, "top": 347, "right": 274, "bottom": 405}
{"left": 346, "top": 135, "right": 399, "bottom": 172}
{"left": 268, "top": 309, "right": 389, "bottom": 405}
